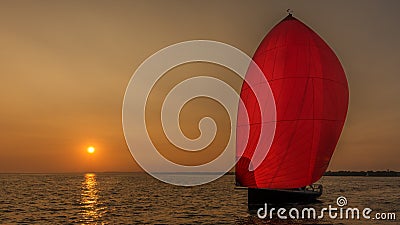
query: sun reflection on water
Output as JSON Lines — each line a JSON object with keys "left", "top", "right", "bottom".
{"left": 80, "top": 173, "right": 107, "bottom": 224}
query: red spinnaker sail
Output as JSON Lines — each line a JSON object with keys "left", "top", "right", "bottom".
{"left": 236, "top": 14, "right": 349, "bottom": 189}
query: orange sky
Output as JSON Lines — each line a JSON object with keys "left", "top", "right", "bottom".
{"left": 0, "top": 0, "right": 399, "bottom": 173}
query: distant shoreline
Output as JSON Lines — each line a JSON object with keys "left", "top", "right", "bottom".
{"left": 324, "top": 170, "right": 400, "bottom": 177}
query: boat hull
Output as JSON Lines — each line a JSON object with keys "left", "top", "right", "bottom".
{"left": 248, "top": 186, "right": 322, "bottom": 211}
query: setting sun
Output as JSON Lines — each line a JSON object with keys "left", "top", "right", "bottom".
{"left": 87, "top": 146, "right": 95, "bottom": 154}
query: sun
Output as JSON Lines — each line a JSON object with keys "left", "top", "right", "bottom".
{"left": 87, "top": 146, "right": 95, "bottom": 154}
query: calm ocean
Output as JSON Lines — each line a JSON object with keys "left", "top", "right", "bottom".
{"left": 0, "top": 173, "right": 398, "bottom": 224}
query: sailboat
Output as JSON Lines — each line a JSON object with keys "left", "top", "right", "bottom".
{"left": 235, "top": 12, "right": 349, "bottom": 211}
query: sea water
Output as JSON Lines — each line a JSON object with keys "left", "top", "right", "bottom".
{"left": 0, "top": 173, "right": 398, "bottom": 224}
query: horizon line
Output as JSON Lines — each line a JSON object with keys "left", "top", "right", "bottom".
{"left": 0, "top": 170, "right": 399, "bottom": 175}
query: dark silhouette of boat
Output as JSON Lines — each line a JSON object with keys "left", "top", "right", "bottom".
{"left": 247, "top": 185, "right": 322, "bottom": 211}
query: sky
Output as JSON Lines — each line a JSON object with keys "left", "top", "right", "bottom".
{"left": 0, "top": 0, "right": 399, "bottom": 173}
